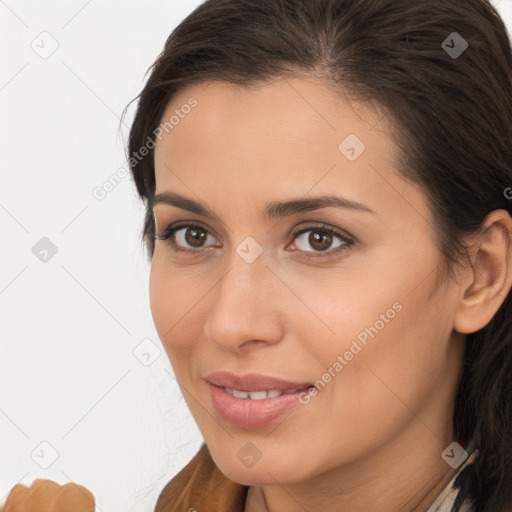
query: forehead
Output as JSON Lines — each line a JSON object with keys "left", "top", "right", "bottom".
{"left": 156, "top": 76, "right": 392, "bottom": 161}
{"left": 153, "top": 76, "right": 428, "bottom": 224}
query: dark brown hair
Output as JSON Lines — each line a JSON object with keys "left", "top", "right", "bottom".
{"left": 125, "top": 0, "right": 512, "bottom": 510}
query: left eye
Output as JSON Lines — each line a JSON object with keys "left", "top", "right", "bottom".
{"left": 291, "top": 227, "right": 353, "bottom": 256}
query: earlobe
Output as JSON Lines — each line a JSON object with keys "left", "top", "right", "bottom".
{"left": 453, "top": 209, "right": 512, "bottom": 334}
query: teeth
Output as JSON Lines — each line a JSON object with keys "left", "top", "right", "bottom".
{"left": 247, "top": 390, "right": 268, "bottom": 400}
{"left": 232, "top": 389, "right": 249, "bottom": 399}
{"left": 224, "top": 388, "right": 285, "bottom": 399}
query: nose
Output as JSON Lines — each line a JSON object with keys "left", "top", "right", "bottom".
{"left": 203, "top": 247, "right": 285, "bottom": 352}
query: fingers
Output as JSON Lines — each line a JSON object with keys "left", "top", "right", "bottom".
{"left": 4, "top": 479, "right": 60, "bottom": 512}
{"left": 54, "top": 483, "right": 95, "bottom": 512}
{"left": 3, "top": 479, "right": 95, "bottom": 512}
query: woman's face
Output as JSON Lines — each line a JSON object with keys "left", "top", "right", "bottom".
{"left": 150, "top": 75, "right": 465, "bottom": 486}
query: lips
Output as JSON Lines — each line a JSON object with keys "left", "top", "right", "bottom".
{"left": 204, "top": 371, "right": 312, "bottom": 393}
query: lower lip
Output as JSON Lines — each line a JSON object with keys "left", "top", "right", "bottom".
{"left": 208, "top": 383, "right": 309, "bottom": 429}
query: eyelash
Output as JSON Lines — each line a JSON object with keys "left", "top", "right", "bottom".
{"left": 154, "top": 221, "right": 355, "bottom": 260}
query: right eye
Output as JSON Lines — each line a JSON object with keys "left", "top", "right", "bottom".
{"left": 155, "top": 222, "right": 221, "bottom": 253}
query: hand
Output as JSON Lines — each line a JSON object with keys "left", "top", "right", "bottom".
{"left": 2, "top": 479, "right": 95, "bottom": 512}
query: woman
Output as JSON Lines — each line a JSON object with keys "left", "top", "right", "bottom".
{"left": 128, "top": 0, "right": 512, "bottom": 510}
{"left": 4, "top": 0, "right": 512, "bottom": 510}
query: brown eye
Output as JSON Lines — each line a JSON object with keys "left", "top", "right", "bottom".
{"left": 184, "top": 226, "right": 207, "bottom": 247}
{"left": 292, "top": 225, "right": 354, "bottom": 259}
{"left": 294, "top": 228, "right": 343, "bottom": 252}
{"left": 155, "top": 222, "right": 220, "bottom": 251}
{"left": 308, "top": 231, "right": 333, "bottom": 251}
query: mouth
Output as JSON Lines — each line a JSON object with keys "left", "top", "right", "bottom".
{"left": 206, "top": 380, "right": 315, "bottom": 429}
{"left": 204, "top": 370, "right": 313, "bottom": 394}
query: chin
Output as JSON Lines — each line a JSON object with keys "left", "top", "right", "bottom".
{"left": 225, "top": 465, "right": 296, "bottom": 487}
{"left": 211, "top": 448, "right": 314, "bottom": 487}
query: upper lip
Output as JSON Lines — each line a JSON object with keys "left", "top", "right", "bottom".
{"left": 205, "top": 371, "right": 312, "bottom": 392}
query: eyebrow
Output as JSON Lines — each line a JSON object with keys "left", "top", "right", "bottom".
{"left": 152, "top": 191, "right": 376, "bottom": 221}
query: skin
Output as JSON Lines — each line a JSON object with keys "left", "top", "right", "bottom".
{"left": 3, "top": 479, "right": 95, "bottom": 512}
{"left": 150, "top": 75, "right": 512, "bottom": 512}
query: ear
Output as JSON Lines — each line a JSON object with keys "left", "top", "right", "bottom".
{"left": 453, "top": 209, "right": 512, "bottom": 334}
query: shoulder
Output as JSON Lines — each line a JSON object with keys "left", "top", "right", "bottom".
{"left": 155, "top": 442, "right": 248, "bottom": 512}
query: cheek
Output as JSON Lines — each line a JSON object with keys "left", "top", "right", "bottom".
{"left": 319, "top": 280, "right": 452, "bottom": 432}
{"left": 148, "top": 254, "right": 199, "bottom": 366}
{"left": 279, "top": 258, "right": 408, "bottom": 369}
{"left": 294, "top": 248, "right": 452, "bottom": 415}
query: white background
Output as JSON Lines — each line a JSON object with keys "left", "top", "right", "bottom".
{"left": 1, "top": 1, "right": 511, "bottom": 510}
